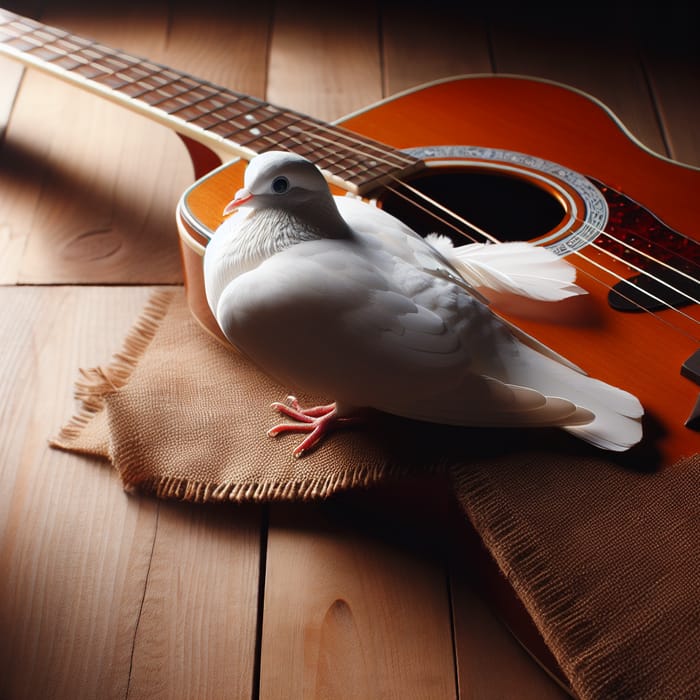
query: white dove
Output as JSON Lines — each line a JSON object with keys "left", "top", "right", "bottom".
{"left": 204, "top": 151, "right": 643, "bottom": 457}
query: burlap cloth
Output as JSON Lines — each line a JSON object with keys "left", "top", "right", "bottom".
{"left": 52, "top": 288, "right": 699, "bottom": 699}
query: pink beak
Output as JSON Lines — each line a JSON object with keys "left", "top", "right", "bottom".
{"left": 222, "top": 187, "right": 254, "bottom": 216}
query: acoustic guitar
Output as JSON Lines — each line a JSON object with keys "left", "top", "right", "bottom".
{"left": 0, "top": 7, "right": 697, "bottom": 472}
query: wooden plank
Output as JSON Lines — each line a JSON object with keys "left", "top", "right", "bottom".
{"left": 0, "top": 0, "right": 185, "bottom": 285}
{"left": 0, "top": 286, "right": 159, "bottom": 700}
{"left": 126, "top": 500, "right": 262, "bottom": 700}
{"left": 380, "top": 4, "right": 492, "bottom": 96}
{"left": 644, "top": 4, "right": 700, "bottom": 167}
{"left": 444, "top": 6, "right": 698, "bottom": 698}
{"left": 267, "top": 0, "right": 383, "bottom": 123}
{"left": 0, "top": 58, "right": 23, "bottom": 140}
{"left": 0, "top": 57, "right": 27, "bottom": 284}
{"left": 260, "top": 500, "right": 457, "bottom": 699}
{"left": 0, "top": 0, "right": 271, "bottom": 285}
{"left": 0, "top": 285, "right": 264, "bottom": 699}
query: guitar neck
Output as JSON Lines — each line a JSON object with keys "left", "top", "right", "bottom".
{"left": 0, "top": 8, "right": 421, "bottom": 194}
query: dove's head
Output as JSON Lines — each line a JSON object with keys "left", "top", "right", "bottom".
{"left": 224, "top": 151, "right": 329, "bottom": 210}
{"left": 222, "top": 151, "right": 349, "bottom": 240}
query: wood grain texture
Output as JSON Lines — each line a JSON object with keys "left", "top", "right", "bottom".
{"left": 0, "top": 286, "right": 263, "bottom": 700}
{"left": 643, "top": 45, "right": 700, "bottom": 167}
{"left": 261, "top": 7, "right": 567, "bottom": 696}
{"left": 380, "top": 3, "right": 492, "bottom": 95}
{"left": 0, "top": 286, "right": 159, "bottom": 700}
{"left": 260, "top": 501, "right": 457, "bottom": 699}
{"left": 0, "top": 0, "right": 272, "bottom": 285}
{"left": 0, "top": 56, "right": 26, "bottom": 283}
{"left": 0, "top": 56, "right": 23, "bottom": 138}
{"left": 267, "top": 0, "right": 383, "bottom": 123}
{"left": 126, "top": 501, "right": 261, "bottom": 700}
{"left": 262, "top": 8, "right": 461, "bottom": 696}
{"left": 450, "top": 579, "right": 570, "bottom": 700}
{"left": 0, "top": 0, "right": 186, "bottom": 284}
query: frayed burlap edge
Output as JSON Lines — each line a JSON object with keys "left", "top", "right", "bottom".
{"left": 50, "top": 289, "right": 176, "bottom": 453}
{"left": 125, "top": 461, "right": 413, "bottom": 504}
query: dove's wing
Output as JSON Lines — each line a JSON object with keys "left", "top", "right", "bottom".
{"left": 214, "top": 233, "right": 596, "bottom": 429}
{"left": 335, "top": 196, "right": 490, "bottom": 301}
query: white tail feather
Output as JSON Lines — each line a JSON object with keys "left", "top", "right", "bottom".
{"left": 427, "top": 236, "right": 587, "bottom": 302}
{"left": 504, "top": 342, "right": 644, "bottom": 450}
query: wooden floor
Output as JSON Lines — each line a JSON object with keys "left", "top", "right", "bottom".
{"left": 0, "top": 1, "right": 697, "bottom": 698}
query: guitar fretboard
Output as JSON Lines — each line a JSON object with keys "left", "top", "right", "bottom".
{"left": 0, "top": 8, "right": 423, "bottom": 194}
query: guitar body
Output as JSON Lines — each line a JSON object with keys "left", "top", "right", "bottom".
{"left": 178, "top": 75, "right": 700, "bottom": 469}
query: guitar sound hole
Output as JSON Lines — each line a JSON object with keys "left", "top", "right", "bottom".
{"left": 379, "top": 170, "right": 567, "bottom": 245}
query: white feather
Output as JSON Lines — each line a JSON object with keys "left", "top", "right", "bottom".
{"left": 426, "top": 235, "right": 587, "bottom": 301}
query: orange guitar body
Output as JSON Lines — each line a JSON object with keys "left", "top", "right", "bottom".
{"left": 178, "top": 75, "right": 699, "bottom": 469}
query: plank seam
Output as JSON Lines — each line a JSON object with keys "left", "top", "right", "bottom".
{"left": 125, "top": 504, "right": 161, "bottom": 700}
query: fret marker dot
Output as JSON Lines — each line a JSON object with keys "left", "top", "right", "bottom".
{"left": 249, "top": 127, "right": 261, "bottom": 136}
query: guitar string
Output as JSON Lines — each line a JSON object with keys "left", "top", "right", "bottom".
{"left": 298, "top": 125, "right": 700, "bottom": 295}
{"left": 250, "top": 122, "right": 700, "bottom": 344}
{"left": 264, "top": 110, "right": 699, "bottom": 317}
{"left": 5, "top": 14, "right": 700, "bottom": 323}
{"left": 2, "top": 17, "right": 684, "bottom": 276}
{"left": 8, "top": 19, "right": 700, "bottom": 307}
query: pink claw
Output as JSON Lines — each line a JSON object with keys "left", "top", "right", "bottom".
{"left": 268, "top": 396, "right": 362, "bottom": 457}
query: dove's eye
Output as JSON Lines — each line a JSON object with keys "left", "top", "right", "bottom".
{"left": 272, "top": 176, "right": 289, "bottom": 194}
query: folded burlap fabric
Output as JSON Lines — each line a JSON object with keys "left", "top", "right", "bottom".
{"left": 52, "top": 288, "right": 699, "bottom": 699}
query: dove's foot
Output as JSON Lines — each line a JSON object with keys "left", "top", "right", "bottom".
{"left": 268, "top": 396, "right": 362, "bottom": 457}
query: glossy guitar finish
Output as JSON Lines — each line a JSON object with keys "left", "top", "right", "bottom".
{"left": 178, "top": 76, "right": 700, "bottom": 468}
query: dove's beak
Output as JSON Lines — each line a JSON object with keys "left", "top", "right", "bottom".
{"left": 223, "top": 188, "right": 254, "bottom": 216}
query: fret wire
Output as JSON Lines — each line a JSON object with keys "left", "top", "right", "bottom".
{"left": 174, "top": 94, "right": 243, "bottom": 122}
{"left": 145, "top": 81, "right": 205, "bottom": 108}
{"left": 230, "top": 114, "right": 405, "bottom": 177}
{"left": 284, "top": 117, "right": 413, "bottom": 169}
{"left": 306, "top": 120, "right": 414, "bottom": 166}
{"left": 5, "top": 37, "right": 34, "bottom": 51}
{"left": 206, "top": 95, "right": 271, "bottom": 123}
{"left": 170, "top": 94, "right": 237, "bottom": 120}
{"left": 191, "top": 97, "right": 253, "bottom": 122}
{"left": 216, "top": 108, "right": 303, "bottom": 141}
{"left": 52, "top": 56, "right": 81, "bottom": 71}
{"left": 148, "top": 80, "right": 214, "bottom": 113}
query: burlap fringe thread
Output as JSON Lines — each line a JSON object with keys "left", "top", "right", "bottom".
{"left": 127, "top": 464, "right": 391, "bottom": 503}
{"left": 52, "top": 290, "right": 176, "bottom": 446}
